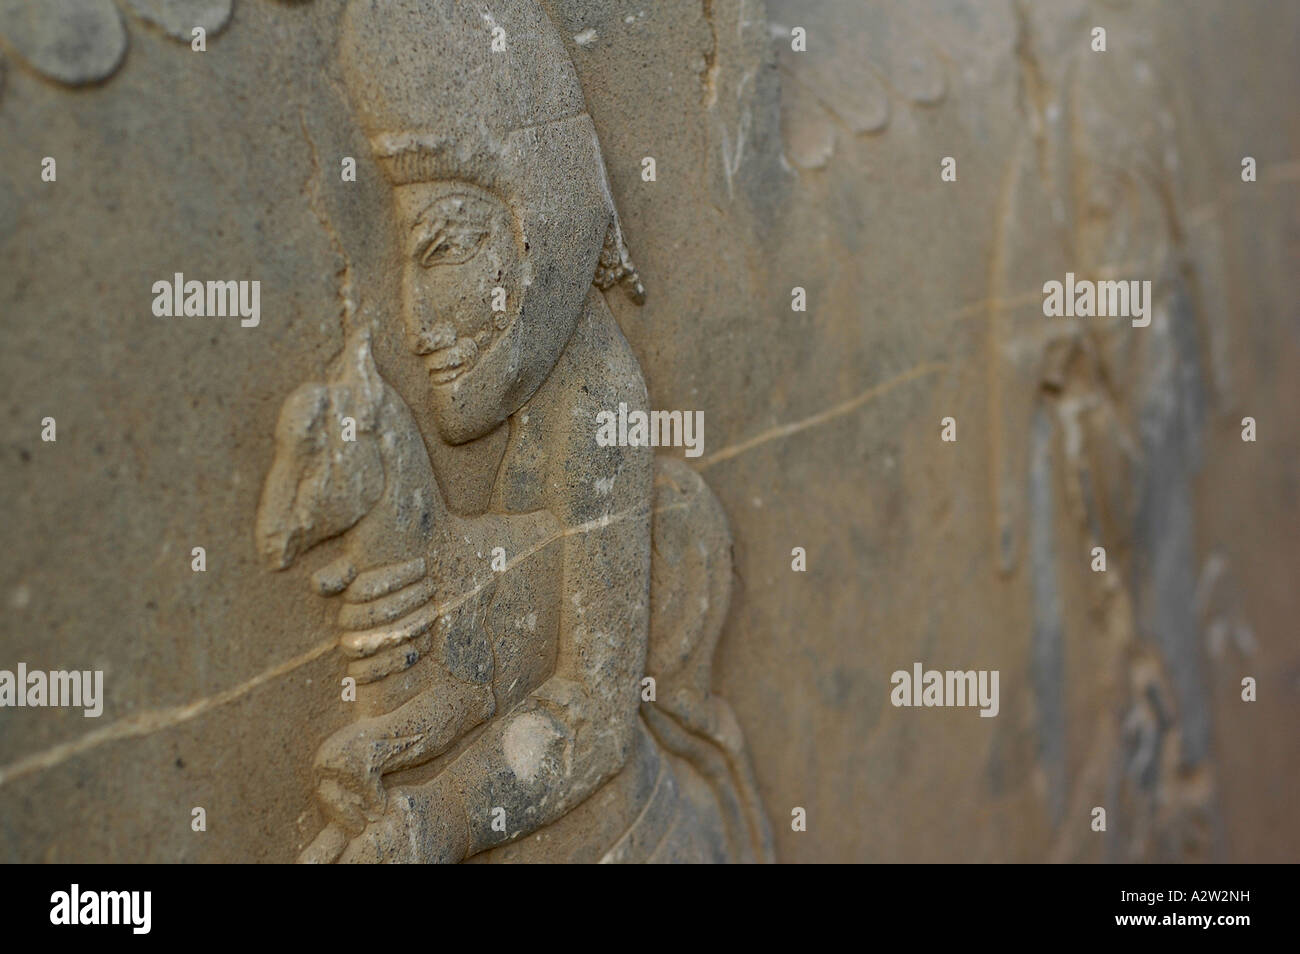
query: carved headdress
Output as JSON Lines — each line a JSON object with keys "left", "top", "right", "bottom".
{"left": 339, "top": 0, "right": 644, "bottom": 444}
{"left": 339, "top": 0, "right": 643, "bottom": 303}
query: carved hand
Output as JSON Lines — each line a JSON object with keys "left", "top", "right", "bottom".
{"left": 311, "top": 722, "right": 389, "bottom": 834}
{"left": 313, "top": 556, "right": 437, "bottom": 636}
{"left": 337, "top": 779, "right": 470, "bottom": 864}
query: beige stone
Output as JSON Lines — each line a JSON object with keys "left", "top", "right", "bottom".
{"left": 0, "top": 0, "right": 1296, "bottom": 863}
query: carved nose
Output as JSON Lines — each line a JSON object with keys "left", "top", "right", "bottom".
{"left": 411, "top": 320, "right": 458, "bottom": 355}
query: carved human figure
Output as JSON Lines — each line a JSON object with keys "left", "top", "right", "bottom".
{"left": 256, "top": 0, "right": 771, "bottom": 863}
{"left": 255, "top": 331, "right": 561, "bottom": 853}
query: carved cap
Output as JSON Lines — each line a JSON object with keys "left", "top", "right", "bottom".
{"left": 339, "top": 0, "right": 587, "bottom": 182}
{"left": 338, "top": 0, "right": 646, "bottom": 311}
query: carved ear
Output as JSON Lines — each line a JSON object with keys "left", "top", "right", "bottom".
{"left": 590, "top": 136, "right": 646, "bottom": 305}
{"left": 593, "top": 219, "right": 646, "bottom": 305}
{"left": 256, "top": 383, "right": 330, "bottom": 570}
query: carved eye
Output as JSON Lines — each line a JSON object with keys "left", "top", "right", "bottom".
{"left": 411, "top": 192, "right": 496, "bottom": 267}
{"left": 416, "top": 223, "right": 489, "bottom": 267}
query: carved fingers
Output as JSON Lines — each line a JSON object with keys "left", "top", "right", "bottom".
{"left": 311, "top": 555, "right": 357, "bottom": 595}
{"left": 344, "top": 557, "right": 427, "bottom": 602}
{"left": 338, "top": 600, "right": 441, "bottom": 659}
{"left": 309, "top": 554, "right": 441, "bottom": 658}
{"left": 336, "top": 574, "right": 437, "bottom": 632}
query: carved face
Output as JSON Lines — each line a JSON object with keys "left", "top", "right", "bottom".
{"left": 395, "top": 182, "right": 525, "bottom": 387}
{"left": 339, "top": 0, "right": 620, "bottom": 445}
{"left": 383, "top": 125, "right": 611, "bottom": 446}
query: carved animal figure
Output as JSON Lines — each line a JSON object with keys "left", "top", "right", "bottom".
{"left": 257, "top": 332, "right": 772, "bottom": 862}
{"left": 257, "top": 331, "right": 557, "bottom": 858}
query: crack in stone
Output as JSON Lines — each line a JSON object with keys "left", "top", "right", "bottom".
{"left": 0, "top": 638, "right": 338, "bottom": 788}
{"left": 0, "top": 501, "right": 687, "bottom": 788}
{"left": 6, "top": 155, "right": 1294, "bottom": 787}
{"left": 697, "top": 360, "right": 947, "bottom": 469}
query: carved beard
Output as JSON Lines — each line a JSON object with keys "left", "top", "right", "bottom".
{"left": 379, "top": 122, "right": 624, "bottom": 445}
{"left": 422, "top": 221, "right": 608, "bottom": 447}
{"left": 421, "top": 272, "right": 561, "bottom": 445}
{"left": 419, "top": 295, "right": 515, "bottom": 387}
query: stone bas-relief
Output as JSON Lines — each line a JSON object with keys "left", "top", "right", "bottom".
{"left": 1, "top": 0, "right": 1297, "bottom": 865}
{"left": 255, "top": 0, "right": 772, "bottom": 863}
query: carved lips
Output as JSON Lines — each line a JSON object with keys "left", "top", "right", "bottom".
{"left": 425, "top": 334, "right": 480, "bottom": 384}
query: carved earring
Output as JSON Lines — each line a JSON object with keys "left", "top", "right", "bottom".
{"left": 592, "top": 220, "right": 646, "bottom": 305}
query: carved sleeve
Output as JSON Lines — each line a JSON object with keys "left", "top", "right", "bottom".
{"left": 432, "top": 304, "right": 653, "bottom": 857}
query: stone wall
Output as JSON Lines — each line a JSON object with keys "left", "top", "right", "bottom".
{"left": 0, "top": 0, "right": 1296, "bottom": 862}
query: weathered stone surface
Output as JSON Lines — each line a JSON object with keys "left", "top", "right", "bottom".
{"left": 0, "top": 0, "right": 1296, "bottom": 863}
